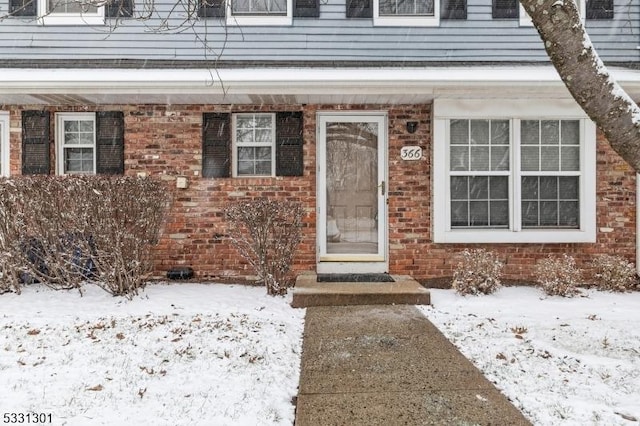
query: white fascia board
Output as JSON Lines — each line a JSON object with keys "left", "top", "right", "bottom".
{"left": 2, "top": 66, "right": 640, "bottom": 95}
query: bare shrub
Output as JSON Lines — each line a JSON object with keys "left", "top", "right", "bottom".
{"left": 534, "top": 254, "right": 583, "bottom": 297}
{"left": 0, "top": 179, "right": 23, "bottom": 294}
{"left": 225, "top": 198, "right": 304, "bottom": 296}
{"left": 452, "top": 249, "right": 504, "bottom": 295}
{"left": 592, "top": 254, "right": 639, "bottom": 292}
{"left": 0, "top": 176, "right": 169, "bottom": 297}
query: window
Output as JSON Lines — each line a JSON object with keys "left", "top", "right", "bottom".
{"left": 233, "top": 113, "right": 276, "bottom": 177}
{"left": 433, "top": 99, "right": 596, "bottom": 244}
{"left": 226, "top": 0, "right": 293, "bottom": 25}
{"left": 56, "top": 113, "right": 96, "bottom": 175}
{"left": 202, "top": 111, "right": 303, "bottom": 178}
{"left": 38, "top": 0, "right": 104, "bottom": 25}
{"left": 374, "top": 0, "right": 439, "bottom": 25}
{"left": 0, "top": 112, "right": 9, "bottom": 177}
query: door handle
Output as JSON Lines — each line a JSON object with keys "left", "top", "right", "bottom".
{"left": 380, "top": 181, "right": 385, "bottom": 196}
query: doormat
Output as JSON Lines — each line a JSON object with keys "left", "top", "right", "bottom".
{"left": 316, "top": 273, "right": 395, "bottom": 283}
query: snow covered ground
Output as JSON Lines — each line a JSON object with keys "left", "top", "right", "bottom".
{"left": 2, "top": 283, "right": 639, "bottom": 426}
{"left": 0, "top": 284, "right": 305, "bottom": 426}
{"left": 420, "top": 287, "right": 640, "bottom": 426}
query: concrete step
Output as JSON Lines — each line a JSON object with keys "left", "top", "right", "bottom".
{"left": 291, "top": 274, "right": 431, "bottom": 308}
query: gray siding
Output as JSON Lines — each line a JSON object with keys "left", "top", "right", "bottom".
{"left": 0, "top": 0, "right": 638, "bottom": 63}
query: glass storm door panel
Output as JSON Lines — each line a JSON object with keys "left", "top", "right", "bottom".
{"left": 318, "top": 113, "right": 387, "bottom": 265}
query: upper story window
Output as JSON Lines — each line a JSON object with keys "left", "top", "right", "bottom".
{"left": 38, "top": 0, "right": 104, "bottom": 25}
{"left": 433, "top": 99, "right": 596, "bottom": 244}
{"left": 374, "top": 0, "right": 439, "bottom": 25}
{"left": 0, "top": 112, "right": 9, "bottom": 178}
{"left": 228, "top": 0, "right": 293, "bottom": 25}
{"left": 8, "top": 0, "right": 133, "bottom": 24}
{"left": 492, "top": 0, "right": 611, "bottom": 22}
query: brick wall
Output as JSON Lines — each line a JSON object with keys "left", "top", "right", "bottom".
{"left": 7, "top": 103, "right": 637, "bottom": 283}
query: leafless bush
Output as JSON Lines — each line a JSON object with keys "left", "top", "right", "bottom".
{"left": 0, "top": 176, "right": 169, "bottom": 297}
{"left": 0, "top": 179, "right": 23, "bottom": 294}
{"left": 534, "top": 254, "right": 583, "bottom": 297}
{"left": 452, "top": 249, "right": 504, "bottom": 295}
{"left": 225, "top": 198, "right": 304, "bottom": 296}
{"left": 592, "top": 254, "right": 639, "bottom": 292}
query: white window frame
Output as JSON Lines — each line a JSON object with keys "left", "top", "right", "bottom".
{"left": 38, "top": 0, "right": 104, "bottom": 25}
{"left": 56, "top": 112, "right": 97, "bottom": 175}
{"left": 433, "top": 99, "right": 596, "bottom": 244}
{"left": 232, "top": 112, "right": 276, "bottom": 177}
{"left": 520, "top": 0, "right": 584, "bottom": 26}
{"left": 373, "top": 0, "right": 439, "bottom": 26}
{"left": 0, "top": 112, "right": 9, "bottom": 178}
{"left": 226, "top": 0, "right": 292, "bottom": 26}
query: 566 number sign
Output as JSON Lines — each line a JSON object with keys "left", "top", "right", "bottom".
{"left": 400, "top": 146, "right": 423, "bottom": 161}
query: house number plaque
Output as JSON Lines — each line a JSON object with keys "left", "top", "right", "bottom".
{"left": 400, "top": 146, "right": 423, "bottom": 161}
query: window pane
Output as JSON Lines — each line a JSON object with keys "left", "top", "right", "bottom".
{"left": 541, "top": 120, "right": 559, "bottom": 145}
{"left": 490, "top": 200, "right": 509, "bottom": 227}
{"left": 559, "top": 201, "right": 580, "bottom": 227}
{"left": 559, "top": 176, "right": 579, "bottom": 199}
{"left": 255, "top": 129, "right": 272, "bottom": 143}
{"left": 48, "top": 0, "right": 97, "bottom": 13}
{"left": 233, "top": 0, "right": 286, "bottom": 13}
{"left": 490, "top": 176, "right": 508, "bottom": 199}
{"left": 450, "top": 146, "right": 469, "bottom": 171}
{"left": 450, "top": 120, "right": 469, "bottom": 144}
{"left": 64, "top": 148, "right": 93, "bottom": 174}
{"left": 236, "top": 146, "right": 272, "bottom": 176}
{"left": 450, "top": 176, "right": 468, "bottom": 200}
{"left": 470, "top": 146, "right": 490, "bottom": 171}
{"left": 521, "top": 176, "right": 579, "bottom": 229}
{"left": 451, "top": 201, "right": 469, "bottom": 227}
{"left": 470, "top": 120, "right": 490, "bottom": 145}
{"left": 541, "top": 146, "right": 559, "bottom": 171}
{"left": 561, "top": 120, "right": 580, "bottom": 145}
{"left": 561, "top": 146, "right": 580, "bottom": 171}
{"left": 521, "top": 146, "right": 539, "bottom": 171}
{"left": 521, "top": 120, "right": 539, "bottom": 145}
{"left": 491, "top": 146, "right": 509, "bottom": 171}
{"left": 491, "top": 120, "right": 509, "bottom": 145}
{"left": 469, "top": 201, "right": 489, "bottom": 226}
{"left": 379, "top": 0, "right": 434, "bottom": 15}
{"left": 469, "top": 176, "right": 488, "bottom": 200}
{"left": 539, "top": 176, "right": 558, "bottom": 199}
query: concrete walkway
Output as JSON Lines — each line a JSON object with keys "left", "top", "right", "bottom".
{"left": 295, "top": 305, "right": 532, "bottom": 426}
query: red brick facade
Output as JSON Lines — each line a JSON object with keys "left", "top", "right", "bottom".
{"left": 7, "top": 103, "right": 637, "bottom": 283}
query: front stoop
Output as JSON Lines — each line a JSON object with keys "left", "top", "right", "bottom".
{"left": 291, "top": 274, "right": 431, "bottom": 308}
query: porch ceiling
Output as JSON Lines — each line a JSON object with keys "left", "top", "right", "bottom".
{"left": 2, "top": 66, "right": 640, "bottom": 105}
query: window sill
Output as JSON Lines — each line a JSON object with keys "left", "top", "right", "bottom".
{"left": 39, "top": 15, "right": 104, "bottom": 25}
{"left": 227, "top": 14, "right": 292, "bottom": 26}
{"left": 433, "top": 228, "right": 597, "bottom": 244}
{"left": 373, "top": 15, "right": 439, "bottom": 27}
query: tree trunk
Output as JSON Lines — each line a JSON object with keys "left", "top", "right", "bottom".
{"left": 521, "top": 0, "right": 640, "bottom": 171}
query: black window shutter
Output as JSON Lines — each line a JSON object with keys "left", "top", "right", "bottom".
{"left": 105, "top": 0, "right": 134, "bottom": 18}
{"left": 202, "top": 113, "right": 231, "bottom": 178}
{"left": 275, "top": 112, "right": 304, "bottom": 177}
{"left": 96, "top": 111, "right": 125, "bottom": 175}
{"left": 346, "top": 0, "right": 372, "bottom": 18}
{"left": 441, "top": 0, "right": 466, "bottom": 19}
{"left": 198, "top": 0, "right": 225, "bottom": 17}
{"left": 586, "top": 0, "right": 613, "bottom": 19}
{"left": 22, "top": 111, "right": 50, "bottom": 175}
{"left": 492, "top": 0, "right": 518, "bottom": 18}
{"left": 294, "top": 0, "right": 319, "bottom": 17}
{"left": 10, "top": 0, "right": 36, "bottom": 16}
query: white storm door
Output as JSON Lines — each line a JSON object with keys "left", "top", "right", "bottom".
{"left": 317, "top": 112, "right": 388, "bottom": 273}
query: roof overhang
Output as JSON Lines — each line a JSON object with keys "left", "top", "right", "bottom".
{"left": 2, "top": 65, "right": 640, "bottom": 105}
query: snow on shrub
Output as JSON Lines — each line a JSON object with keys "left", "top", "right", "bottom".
{"left": 452, "top": 249, "right": 504, "bottom": 295}
{"left": 592, "top": 254, "right": 639, "bottom": 292}
{"left": 0, "top": 176, "right": 169, "bottom": 297}
{"left": 225, "top": 198, "right": 304, "bottom": 296}
{"left": 534, "top": 254, "right": 583, "bottom": 297}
